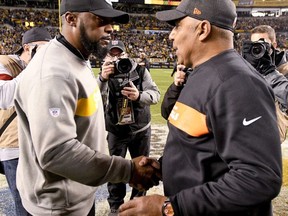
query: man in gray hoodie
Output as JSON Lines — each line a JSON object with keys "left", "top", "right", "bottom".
{"left": 14, "top": 0, "right": 160, "bottom": 215}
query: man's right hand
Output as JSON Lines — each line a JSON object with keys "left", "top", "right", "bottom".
{"left": 101, "top": 59, "right": 115, "bottom": 80}
{"left": 174, "top": 64, "right": 187, "bottom": 86}
{"left": 129, "top": 156, "right": 161, "bottom": 191}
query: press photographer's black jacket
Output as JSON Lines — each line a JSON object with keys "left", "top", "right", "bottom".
{"left": 264, "top": 50, "right": 288, "bottom": 111}
{"left": 98, "top": 64, "right": 160, "bottom": 135}
{"left": 265, "top": 69, "right": 288, "bottom": 111}
{"left": 162, "top": 50, "right": 282, "bottom": 216}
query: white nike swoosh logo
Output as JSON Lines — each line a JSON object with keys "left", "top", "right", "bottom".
{"left": 242, "top": 116, "right": 262, "bottom": 126}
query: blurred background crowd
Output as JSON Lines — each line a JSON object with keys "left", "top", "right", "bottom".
{"left": 0, "top": 1, "right": 287, "bottom": 65}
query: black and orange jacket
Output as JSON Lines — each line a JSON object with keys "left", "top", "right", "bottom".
{"left": 161, "top": 50, "right": 282, "bottom": 216}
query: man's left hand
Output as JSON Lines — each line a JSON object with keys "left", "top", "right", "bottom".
{"left": 118, "top": 195, "right": 166, "bottom": 216}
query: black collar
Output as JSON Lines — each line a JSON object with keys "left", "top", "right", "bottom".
{"left": 56, "top": 34, "right": 88, "bottom": 61}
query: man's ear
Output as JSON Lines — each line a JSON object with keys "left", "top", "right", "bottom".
{"left": 23, "top": 44, "right": 30, "bottom": 53}
{"left": 64, "top": 12, "right": 78, "bottom": 27}
{"left": 197, "top": 20, "right": 212, "bottom": 41}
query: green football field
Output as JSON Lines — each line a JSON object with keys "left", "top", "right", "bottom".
{"left": 93, "top": 68, "right": 174, "bottom": 125}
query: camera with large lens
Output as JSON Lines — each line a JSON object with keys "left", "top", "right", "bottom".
{"left": 114, "top": 58, "right": 133, "bottom": 75}
{"left": 249, "top": 39, "right": 271, "bottom": 59}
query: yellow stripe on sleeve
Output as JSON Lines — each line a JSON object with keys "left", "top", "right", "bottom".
{"left": 75, "top": 87, "right": 101, "bottom": 117}
{"left": 168, "top": 101, "right": 209, "bottom": 137}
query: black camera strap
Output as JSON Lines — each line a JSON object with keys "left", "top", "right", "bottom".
{"left": 31, "top": 44, "right": 38, "bottom": 59}
{"left": 0, "top": 111, "right": 17, "bottom": 137}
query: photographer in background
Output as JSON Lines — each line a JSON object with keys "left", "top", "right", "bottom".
{"left": 251, "top": 25, "right": 288, "bottom": 78}
{"left": 242, "top": 25, "right": 288, "bottom": 142}
{"left": 98, "top": 40, "right": 160, "bottom": 216}
{"left": 137, "top": 51, "right": 150, "bottom": 72}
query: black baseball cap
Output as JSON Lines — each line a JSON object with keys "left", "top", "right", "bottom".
{"left": 156, "top": 0, "right": 237, "bottom": 32}
{"left": 15, "top": 27, "right": 52, "bottom": 55}
{"left": 60, "top": 0, "right": 129, "bottom": 24}
{"left": 108, "top": 40, "right": 126, "bottom": 53}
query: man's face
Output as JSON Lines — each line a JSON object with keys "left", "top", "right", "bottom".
{"left": 169, "top": 17, "right": 200, "bottom": 68}
{"left": 78, "top": 12, "right": 113, "bottom": 59}
{"left": 79, "top": 20, "right": 107, "bottom": 59}
{"left": 104, "top": 47, "right": 127, "bottom": 64}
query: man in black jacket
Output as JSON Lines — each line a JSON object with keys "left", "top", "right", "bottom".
{"left": 118, "top": 0, "right": 282, "bottom": 215}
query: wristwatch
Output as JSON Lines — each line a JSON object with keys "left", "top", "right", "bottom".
{"left": 162, "top": 197, "right": 174, "bottom": 216}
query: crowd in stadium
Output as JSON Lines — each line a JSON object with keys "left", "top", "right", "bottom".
{"left": 0, "top": 5, "right": 287, "bottom": 63}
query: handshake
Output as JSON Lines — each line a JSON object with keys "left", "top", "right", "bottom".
{"left": 129, "top": 156, "right": 162, "bottom": 191}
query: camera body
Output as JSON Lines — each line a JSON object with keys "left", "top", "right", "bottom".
{"left": 248, "top": 39, "right": 271, "bottom": 59}
{"left": 107, "top": 58, "right": 135, "bottom": 93}
{"left": 114, "top": 58, "right": 134, "bottom": 76}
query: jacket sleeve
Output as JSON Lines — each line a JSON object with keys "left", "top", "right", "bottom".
{"left": 0, "top": 66, "right": 22, "bottom": 109}
{"left": 265, "top": 69, "right": 288, "bottom": 111}
{"left": 161, "top": 83, "right": 183, "bottom": 120}
{"left": 0, "top": 79, "right": 18, "bottom": 109}
{"left": 138, "top": 68, "right": 160, "bottom": 105}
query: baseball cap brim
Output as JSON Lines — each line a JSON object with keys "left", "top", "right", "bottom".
{"left": 109, "top": 45, "right": 125, "bottom": 52}
{"left": 108, "top": 40, "right": 126, "bottom": 52}
{"left": 92, "top": 8, "right": 129, "bottom": 24}
{"left": 156, "top": 9, "right": 187, "bottom": 26}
